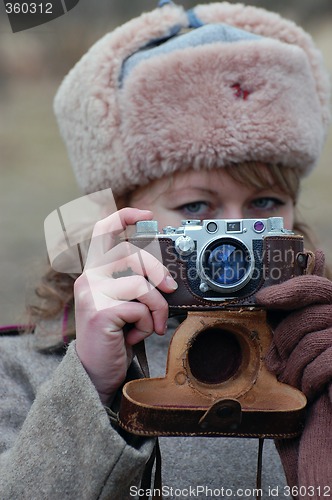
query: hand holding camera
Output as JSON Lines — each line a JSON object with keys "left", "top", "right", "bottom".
{"left": 74, "top": 208, "right": 178, "bottom": 404}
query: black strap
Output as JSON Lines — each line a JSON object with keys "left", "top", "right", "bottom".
{"left": 141, "top": 436, "right": 264, "bottom": 500}
{"left": 0, "top": 325, "right": 24, "bottom": 336}
{"left": 140, "top": 439, "right": 163, "bottom": 500}
{"left": 153, "top": 439, "right": 162, "bottom": 499}
{"left": 133, "top": 340, "right": 150, "bottom": 378}
{"left": 256, "top": 438, "right": 265, "bottom": 499}
{"left": 134, "top": 340, "right": 163, "bottom": 499}
{"left": 110, "top": 337, "right": 161, "bottom": 499}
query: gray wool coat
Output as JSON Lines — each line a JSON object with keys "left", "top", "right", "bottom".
{"left": 0, "top": 324, "right": 287, "bottom": 500}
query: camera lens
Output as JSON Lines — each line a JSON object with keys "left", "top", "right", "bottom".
{"left": 188, "top": 327, "right": 242, "bottom": 384}
{"left": 201, "top": 238, "right": 252, "bottom": 291}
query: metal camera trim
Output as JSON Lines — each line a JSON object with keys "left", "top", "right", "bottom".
{"left": 197, "top": 236, "right": 255, "bottom": 293}
{"left": 133, "top": 216, "right": 296, "bottom": 303}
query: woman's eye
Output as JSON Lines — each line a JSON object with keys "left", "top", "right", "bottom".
{"left": 178, "top": 201, "right": 209, "bottom": 216}
{"left": 251, "top": 197, "right": 284, "bottom": 211}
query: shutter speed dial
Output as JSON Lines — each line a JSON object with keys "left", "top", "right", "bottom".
{"left": 175, "top": 236, "right": 195, "bottom": 256}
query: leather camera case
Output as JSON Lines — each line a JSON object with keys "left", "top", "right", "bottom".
{"left": 117, "top": 235, "right": 311, "bottom": 438}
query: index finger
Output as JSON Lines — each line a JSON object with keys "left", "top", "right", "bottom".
{"left": 86, "top": 207, "right": 153, "bottom": 267}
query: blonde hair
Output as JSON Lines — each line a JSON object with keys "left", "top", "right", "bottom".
{"left": 27, "top": 162, "right": 330, "bottom": 332}
{"left": 222, "top": 163, "right": 321, "bottom": 254}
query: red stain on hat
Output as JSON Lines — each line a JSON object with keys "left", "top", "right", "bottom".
{"left": 231, "top": 83, "right": 250, "bottom": 100}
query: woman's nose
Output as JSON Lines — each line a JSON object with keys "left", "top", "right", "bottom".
{"left": 217, "top": 205, "right": 244, "bottom": 220}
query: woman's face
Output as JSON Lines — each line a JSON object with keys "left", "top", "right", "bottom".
{"left": 128, "top": 168, "right": 295, "bottom": 230}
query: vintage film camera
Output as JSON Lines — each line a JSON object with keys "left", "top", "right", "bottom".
{"left": 118, "top": 218, "right": 310, "bottom": 438}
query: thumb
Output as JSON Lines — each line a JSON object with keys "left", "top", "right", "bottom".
{"left": 256, "top": 274, "right": 332, "bottom": 310}
{"left": 264, "top": 342, "right": 286, "bottom": 377}
{"left": 312, "top": 249, "right": 326, "bottom": 277}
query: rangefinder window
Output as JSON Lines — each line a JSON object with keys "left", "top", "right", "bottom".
{"left": 226, "top": 221, "right": 242, "bottom": 233}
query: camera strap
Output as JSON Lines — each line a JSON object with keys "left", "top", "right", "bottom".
{"left": 134, "top": 339, "right": 150, "bottom": 378}
{"left": 139, "top": 436, "right": 265, "bottom": 500}
{"left": 134, "top": 340, "right": 162, "bottom": 500}
{"left": 140, "top": 438, "right": 163, "bottom": 500}
{"left": 256, "top": 438, "right": 264, "bottom": 499}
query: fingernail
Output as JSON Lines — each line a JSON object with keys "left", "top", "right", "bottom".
{"left": 165, "top": 275, "right": 178, "bottom": 290}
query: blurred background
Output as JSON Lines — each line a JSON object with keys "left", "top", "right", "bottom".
{"left": 0, "top": 0, "right": 331, "bottom": 325}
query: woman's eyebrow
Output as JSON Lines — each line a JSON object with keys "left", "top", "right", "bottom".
{"left": 162, "top": 186, "right": 218, "bottom": 199}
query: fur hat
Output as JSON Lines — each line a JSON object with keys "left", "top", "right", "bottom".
{"left": 54, "top": 1, "right": 331, "bottom": 198}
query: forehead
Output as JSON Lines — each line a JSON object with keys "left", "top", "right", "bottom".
{"left": 153, "top": 166, "right": 272, "bottom": 193}
{"left": 169, "top": 169, "right": 219, "bottom": 189}
{"left": 130, "top": 167, "right": 264, "bottom": 207}
{"left": 135, "top": 169, "right": 224, "bottom": 201}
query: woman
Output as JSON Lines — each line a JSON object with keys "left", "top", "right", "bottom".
{"left": 1, "top": 2, "right": 331, "bottom": 499}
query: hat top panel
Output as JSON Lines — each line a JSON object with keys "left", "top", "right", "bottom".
{"left": 120, "top": 23, "right": 263, "bottom": 86}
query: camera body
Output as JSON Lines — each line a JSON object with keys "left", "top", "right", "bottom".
{"left": 132, "top": 217, "right": 307, "bottom": 310}
{"left": 118, "top": 217, "right": 309, "bottom": 438}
